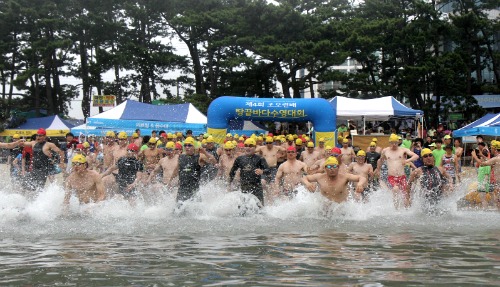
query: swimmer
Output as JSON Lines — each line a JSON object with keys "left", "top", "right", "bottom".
{"left": 217, "top": 141, "right": 238, "bottom": 181}
{"left": 273, "top": 146, "right": 308, "bottom": 199}
{"left": 102, "top": 131, "right": 117, "bottom": 172}
{"left": 340, "top": 138, "right": 355, "bottom": 163}
{"left": 139, "top": 137, "right": 162, "bottom": 174}
{"left": 64, "top": 154, "right": 106, "bottom": 206}
{"left": 479, "top": 140, "right": 500, "bottom": 209}
{"left": 148, "top": 141, "right": 179, "bottom": 188}
{"left": 302, "top": 156, "right": 366, "bottom": 203}
{"left": 347, "top": 150, "right": 373, "bottom": 201}
{"left": 300, "top": 142, "right": 321, "bottom": 169}
{"left": 256, "top": 136, "right": 285, "bottom": 186}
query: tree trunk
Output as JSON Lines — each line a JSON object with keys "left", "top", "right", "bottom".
{"left": 79, "top": 29, "right": 91, "bottom": 119}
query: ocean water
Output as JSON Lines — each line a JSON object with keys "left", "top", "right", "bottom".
{"left": 0, "top": 176, "right": 499, "bottom": 286}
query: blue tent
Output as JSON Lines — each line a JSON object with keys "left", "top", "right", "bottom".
{"left": 453, "top": 113, "right": 500, "bottom": 137}
{"left": 0, "top": 115, "right": 75, "bottom": 137}
{"left": 78, "top": 100, "right": 207, "bottom": 136}
{"left": 228, "top": 119, "right": 267, "bottom": 136}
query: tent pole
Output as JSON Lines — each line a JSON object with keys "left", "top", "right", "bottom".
{"left": 363, "top": 116, "right": 365, "bottom": 135}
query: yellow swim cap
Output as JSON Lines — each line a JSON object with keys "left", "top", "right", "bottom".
{"left": 307, "top": 142, "right": 314, "bottom": 148}
{"left": 389, "top": 134, "right": 399, "bottom": 142}
{"left": 184, "top": 137, "right": 195, "bottom": 145}
{"left": 13, "top": 134, "right": 20, "bottom": 139}
{"left": 337, "top": 135, "right": 343, "bottom": 140}
{"left": 342, "top": 138, "right": 349, "bottom": 143}
{"left": 206, "top": 136, "right": 215, "bottom": 143}
{"left": 118, "top": 132, "right": 128, "bottom": 139}
{"left": 287, "top": 135, "right": 294, "bottom": 141}
{"left": 106, "top": 131, "right": 116, "bottom": 138}
{"left": 296, "top": 139, "right": 303, "bottom": 145}
{"left": 324, "top": 156, "right": 339, "bottom": 167}
{"left": 244, "top": 138, "right": 256, "bottom": 146}
{"left": 265, "top": 136, "right": 274, "bottom": 143}
{"left": 421, "top": 148, "right": 432, "bottom": 157}
{"left": 165, "top": 141, "right": 175, "bottom": 149}
{"left": 202, "top": 139, "right": 207, "bottom": 144}
{"left": 372, "top": 138, "right": 378, "bottom": 142}
{"left": 82, "top": 142, "right": 91, "bottom": 148}
{"left": 226, "top": 133, "right": 232, "bottom": 137}
{"left": 319, "top": 138, "right": 325, "bottom": 142}
{"left": 132, "top": 132, "right": 139, "bottom": 138}
{"left": 224, "top": 141, "right": 235, "bottom": 149}
{"left": 239, "top": 137, "right": 244, "bottom": 142}
{"left": 325, "top": 145, "right": 332, "bottom": 150}
{"left": 357, "top": 150, "right": 366, "bottom": 157}
{"left": 148, "top": 137, "right": 157, "bottom": 144}
{"left": 72, "top": 154, "right": 87, "bottom": 164}
{"left": 369, "top": 142, "right": 377, "bottom": 147}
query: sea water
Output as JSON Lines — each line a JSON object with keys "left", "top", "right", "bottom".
{"left": 0, "top": 175, "right": 499, "bottom": 286}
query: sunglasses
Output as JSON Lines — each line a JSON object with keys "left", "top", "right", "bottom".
{"left": 287, "top": 151, "right": 296, "bottom": 154}
{"left": 184, "top": 144, "right": 194, "bottom": 147}
{"left": 165, "top": 148, "right": 174, "bottom": 152}
{"left": 225, "top": 149, "right": 232, "bottom": 152}
{"left": 36, "top": 134, "right": 45, "bottom": 137}
{"left": 127, "top": 149, "right": 137, "bottom": 153}
{"left": 73, "top": 162, "right": 85, "bottom": 166}
{"left": 148, "top": 143, "right": 155, "bottom": 146}
{"left": 244, "top": 145, "right": 255, "bottom": 147}
{"left": 119, "top": 138, "right": 127, "bottom": 141}
{"left": 331, "top": 153, "right": 339, "bottom": 157}
{"left": 422, "top": 154, "right": 433, "bottom": 158}
{"left": 266, "top": 142, "right": 273, "bottom": 144}
{"left": 325, "top": 164, "right": 339, "bottom": 169}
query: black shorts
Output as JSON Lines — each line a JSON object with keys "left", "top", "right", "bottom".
{"left": 241, "top": 183, "right": 264, "bottom": 205}
{"left": 263, "top": 167, "right": 278, "bottom": 183}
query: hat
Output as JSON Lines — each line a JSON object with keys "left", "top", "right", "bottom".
{"left": 132, "top": 132, "right": 139, "bottom": 138}
{"left": 176, "top": 132, "right": 183, "bottom": 137}
{"left": 167, "top": 133, "right": 173, "bottom": 139}
{"left": 287, "top": 146, "right": 296, "bottom": 152}
{"left": 287, "top": 135, "right": 294, "bottom": 141}
{"left": 206, "top": 136, "right": 215, "bottom": 143}
{"left": 421, "top": 148, "right": 432, "bottom": 157}
{"left": 106, "top": 131, "right": 116, "bottom": 137}
{"left": 491, "top": 140, "right": 500, "bottom": 149}
{"left": 325, "top": 145, "right": 332, "bottom": 150}
{"left": 265, "top": 136, "right": 274, "bottom": 143}
{"left": 357, "top": 150, "right": 366, "bottom": 157}
{"left": 324, "top": 156, "right": 339, "bottom": 167}
{"left": 337, "top": 135, "right": 343, "bottom": 140}
{"left": 342, "top": 138, "right": 349, "bottom": 143}
{"left": 160, "top": 132, "right": 167, "bottom": 138}
{"left": 127, "top": 143, "right": 139, "bottom": 151}
{"left": 443, "top": 135, "right": 452, "bottom": 140}
{"left": 233, "top": 134, "right": 239, "bottom": 138}
{"left": 304, "top": 136, "right": 310, "bottom": 142}
{"left": 72, "top": 154, "right": 87, "bottom": 164}
{"left": 82, "top": 142, "right": 91, "bottom": 148}
{"left": 175, "top": 142, "right": 183, "bottom": 150}
{"left": 184, "top": 137, "right": 195, "bottom": 145}
{"left": 389, "top": 134, "right": 399, "bottom": 142}
{"left": 165, "top": 141, "right": 175, "bottom": 149}
{"left": 237, "top": 142, "right": 245, "bottom": 148}
{"left": 244, "top": 138, "right": 256, "bottom": 146}
{"left": 307, "top": 142, "right": 314, "bottom": 148}
{"left": 372, "top": 138, "right": 378, "bottom": 142}
{"left": 37, "top": 128, "right": 46, "bottom": 135}
{"left": 331, "top": 147, "right": 341, "bottom": 155}
{"left": 76, "top": 143, "right": 84, "bottom": 149}
{"left": 239, "top": 137, "right": 244, "bottom": 142}
{"left": 148, "top": 137, "right": 158, "bottom": 144}
{"left": 257, "top": 136, "right": 263, "bottom": 141}
{"left": 319, "top": 137, "right": 325, "bottom": 142}
{"left": 226, "top": 133, "right": 232, "bottom": 137}
{"left": 201, "top": 139, "right": 207, "bottom": 144}
{"left": 429, "top": 143, "right": 436, "bottom": 147}
{"left": 118, "top": 132, "right": 128, "bottom": 139}
{"left": 369, "top": 142, "right": 377, "bottom": 147}
{"left": 224, "top": 141, "right": 235, "bottom": 149}
{"left": 13, "top": 134, "right": 20, "bottom": 139}
{"left": 296, "top": 139, "right": 303, "bottom": 145}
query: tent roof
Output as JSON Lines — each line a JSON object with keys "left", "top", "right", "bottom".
{"left": 91, "top": 100, "right": 207, "bottom": 124}
{"left": 329, "top": 96, "right": 423, "bottom": 120}
{"left": 0, "top": 115, "right": 75, "bottom": 137}
{"left": 453, "top": 113, "right": 500, "bottom": 137}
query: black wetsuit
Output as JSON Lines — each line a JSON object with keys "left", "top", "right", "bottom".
{"left": 116, "top": 157, "right": 144, "bottom": 198}
{"left": 31, "top": 142, "right": 52, "bottom": 190}
{"left": 420, "top": 166, "right": 446, "bottom": 205}
{"left": 178, "top": 154, "right": 201, "bottom": 201}
{"left": 229, "top": 154, "right": 269, "bottom": 204}
{"left": 9, "top": 147, "right": 22, "bottom": 179}
{"left": 366, "top": 151, "right": 381, "bottom": 171}
{"left": 200, "top": 147, "right": 219, "bottom": 183}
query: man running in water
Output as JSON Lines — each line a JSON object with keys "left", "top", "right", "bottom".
{"left": 228, "top": 138, "right": 269, "bottom": 206}
{"left": 300, "top": 142, "right": 321, "bottom": 170}
{"left": 347, "top": 150, "right": 373, "bottom": 201}
{"left": 376, "top": 134, "right": 419, "bottom": 208}
{"left": 273, "top": 146, "right": 308, "bottom": 199}
{"left": 406, "top": 148, "right": 451, "bottom": 210}
{"left": 479, "top": 140, "right": 500, "bottom": 210}
{"left": 64, "top": 154, "right": 106, "bottom": 206}
{"left": 21, "top": 128, "right": 66, "bottom": 191}
{"left": 148, "top": 141, "right": 179, "bottom": 188}
{"left": 256, "top": 136, "right": 285, "bottom": 186}
{"left": 218, "top": 141, "right": 238, "bottom": 181}
{"left": 101, "top": 143, "right": 144, "bottom": 199}
{"left": 175, "top": 137, "right": 216, "bottom": 202}
{"left": 302, "top": 156, "right": 366, "bottom": 203}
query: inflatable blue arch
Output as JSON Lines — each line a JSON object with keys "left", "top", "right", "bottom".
{"left": 207, "top": 96, "right": 336, "bottom": 146}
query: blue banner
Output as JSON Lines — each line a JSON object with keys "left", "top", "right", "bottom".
{"left": 87, "top": 118, "right": 206, "bottom": 132}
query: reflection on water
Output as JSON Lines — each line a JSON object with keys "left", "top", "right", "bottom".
{"left": 1, "top": 178, "right": 499, "bottom": 286}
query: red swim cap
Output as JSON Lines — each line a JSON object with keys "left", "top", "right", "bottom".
{"left": 331, "top": 147, "right": 341, "bottom": 154}
{"left": 127, "top": 143, "right": 139, "bottom": 151}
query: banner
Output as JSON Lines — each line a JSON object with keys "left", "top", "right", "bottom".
{"left": 93, "top": 95, "right": 115, "bottom": 107}
{"left": 87, "top": 118, "right": 206, "bottom": 132}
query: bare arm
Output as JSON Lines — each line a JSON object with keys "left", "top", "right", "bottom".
{"left": 0, "top": 139, "right": 24, "bottom": 149}
{"left": 345, "top": 173, "right": 367, "bottom": 193}
{"left": 404, "top": 148, "right": 419, "bottom": 163}
{"left": 101, "top": 164, "right": 118, "bottom": 177}
{"left": 302, "top": 174, "right": 321, "bottom": 192}
{"left": 94, "top": 173, "right": 106, "bottom": 202}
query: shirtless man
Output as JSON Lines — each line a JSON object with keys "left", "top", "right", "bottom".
{"left": 218, "top": 141, "right": 238, "bottom": 181}
{"left": 274, "top": 146, "right": 308, "bottom": 199}
{"left": 132, "top": 132, "right": 142, "bottom": 147}
{"left": 300, "top": 142, "right": 321, "bottom": 170}
{"left": 315, "top": 138, "right": 326, "bottom": 154}
{"left": 309, "top": 146, "right": 334, "bottom": 174}
{"left": 139, "top": 137, "right": 162, "bottom": 174}
{"left": 302, "top": 156, "right": 366, "bottom": 203}
{"left": 82, "top": 142, "right": 98, "bottom": 171}
{"left": 479, "top": 140, "right": 500, "bottom": 210}
{"left": 148, "top": 141, "right": 179, "bottom": 188}
{"left": 376, "top": 134, "right": 419, "bottom": 207}
{"left": 347, "top": 150, "right": 373, "bottom": 201}
{"left": 256, "top": 136, "right": 285, "bottom": 184}
{"left": 64, "top": 154, "right": 106, "bottom": 206}
{"left": 102, "top": 131, "right": 117, "bottom": 172}
{"left": 340, "top": 138, "right": 355, "bottom": 164}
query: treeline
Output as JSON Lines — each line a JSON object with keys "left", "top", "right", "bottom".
{"left": 0, "top": 0, "right": 498, "bottom": 124}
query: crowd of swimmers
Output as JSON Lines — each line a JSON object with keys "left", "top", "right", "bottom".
{"left": 1, "top": 128, "right": 499, "bottom": 212}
